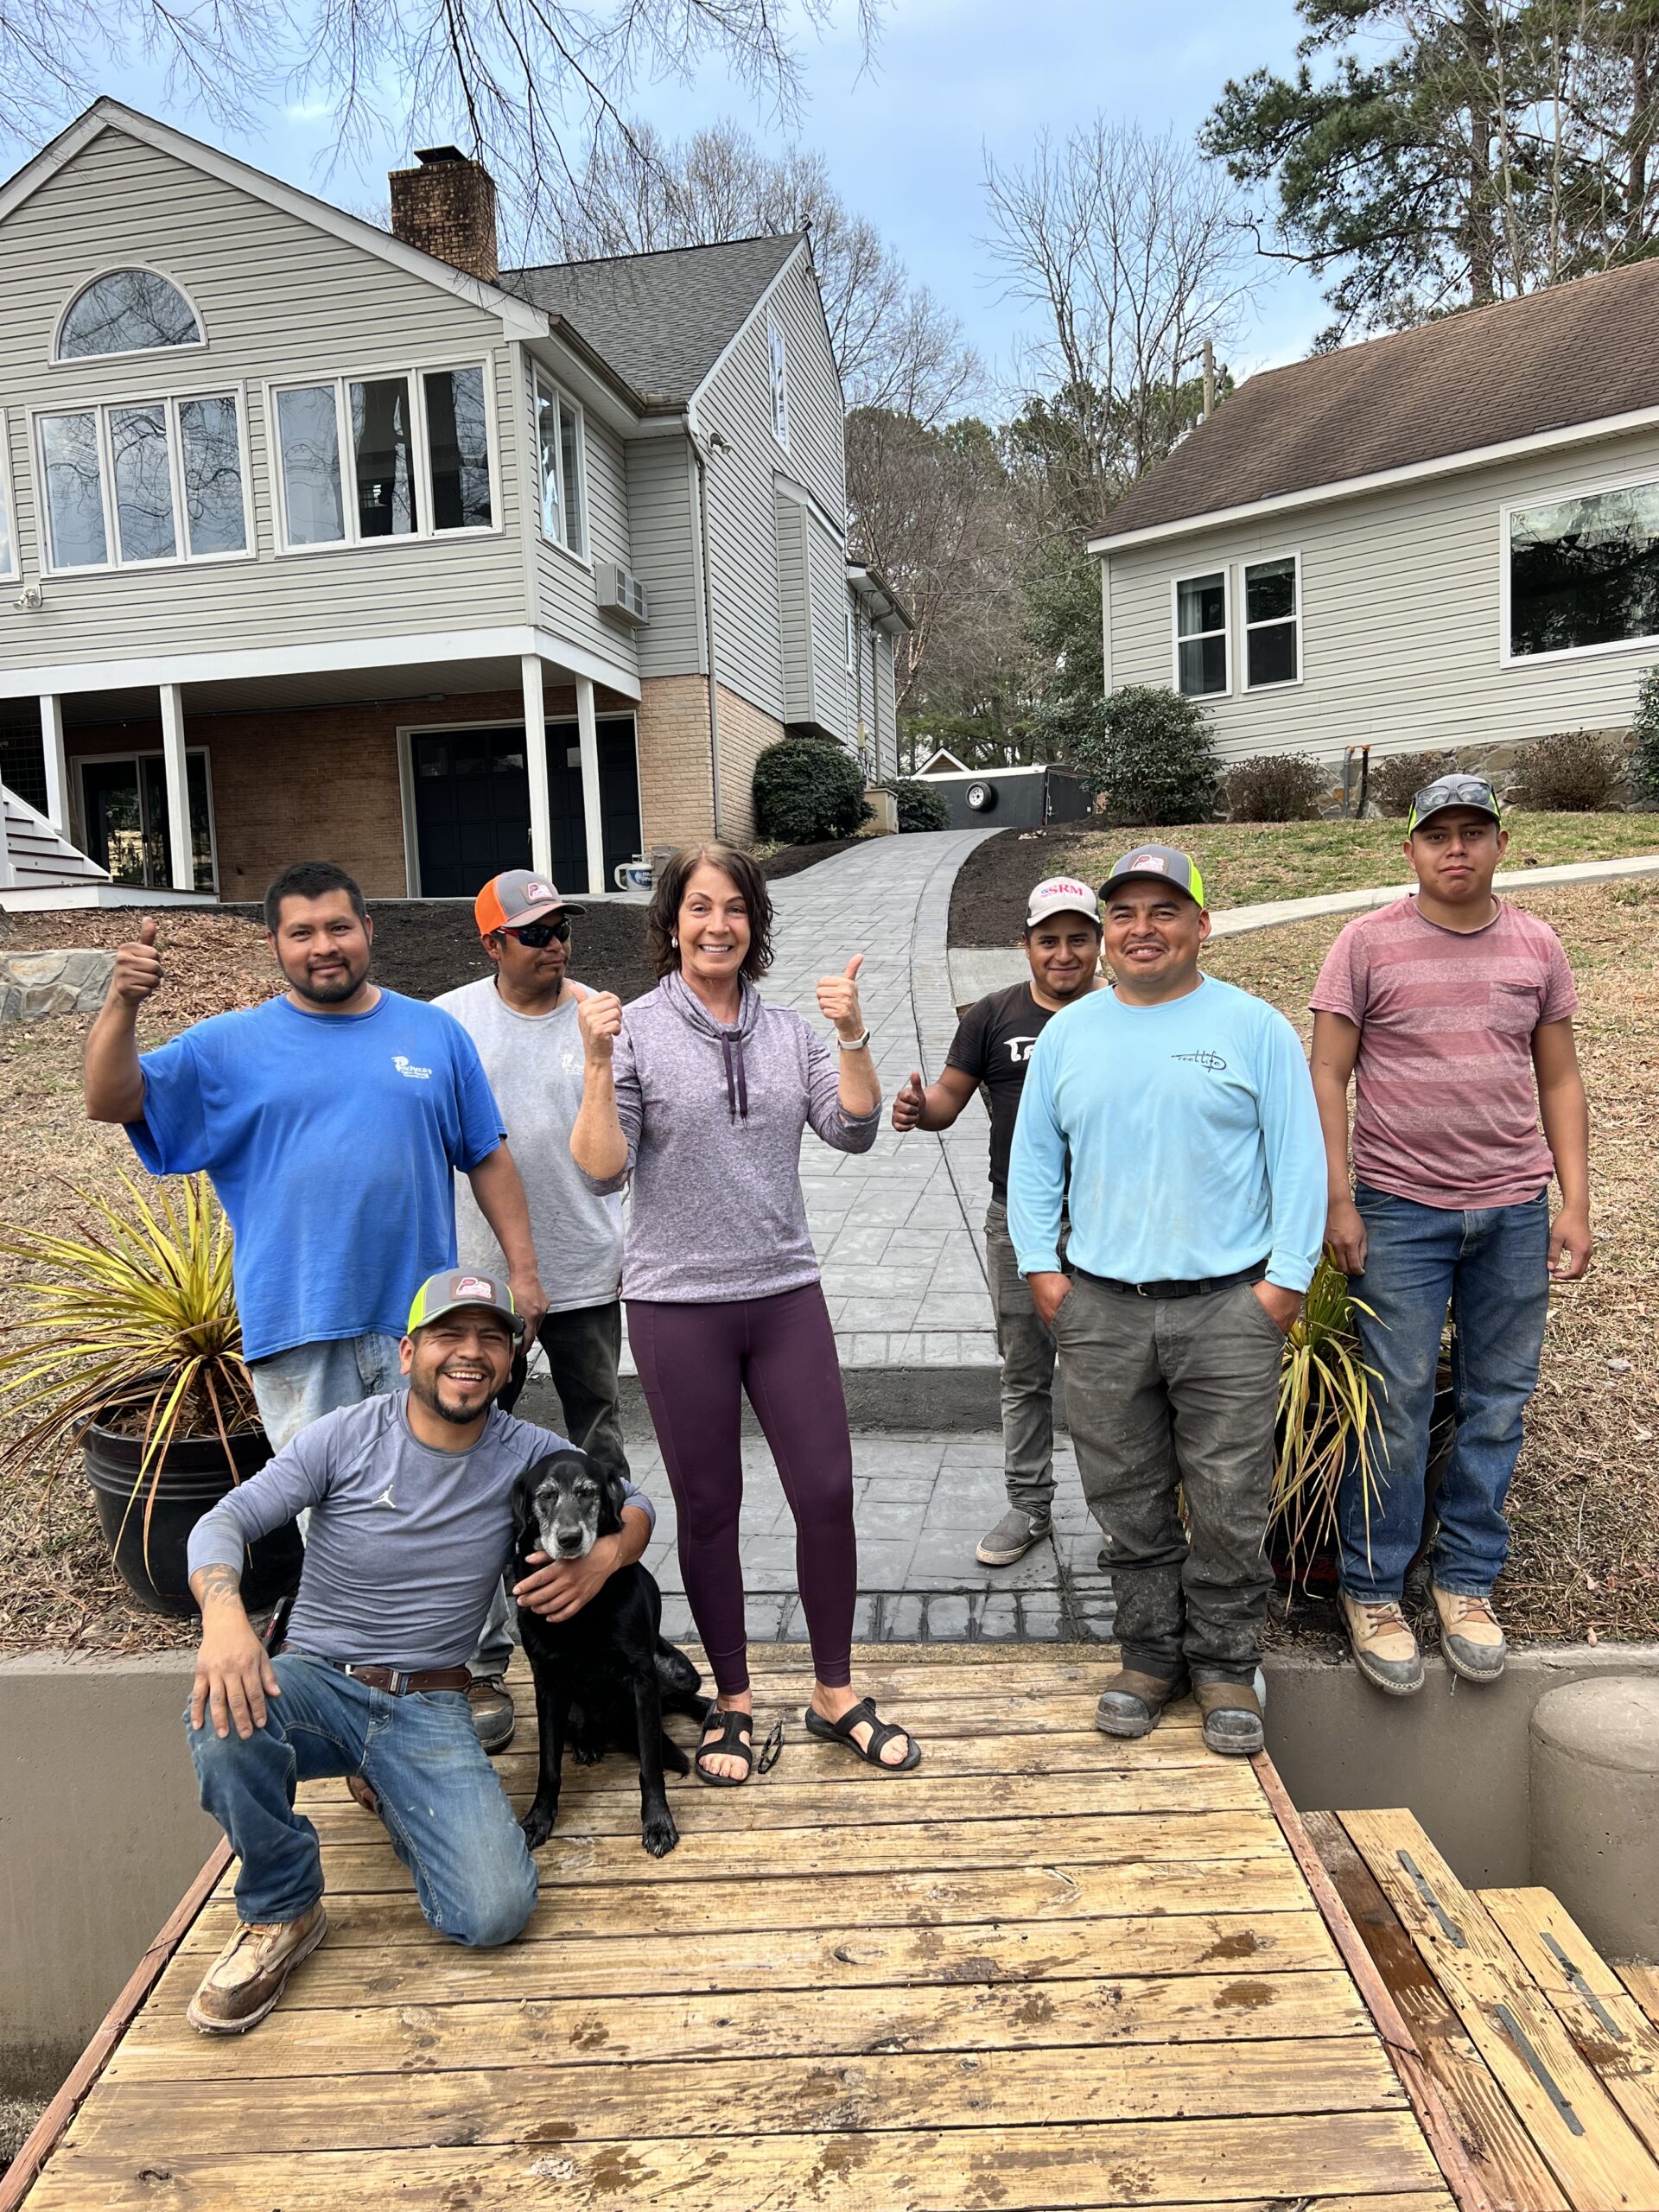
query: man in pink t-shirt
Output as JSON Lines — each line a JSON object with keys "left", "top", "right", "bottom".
{"left": 1310, "top": 772, "right": 1592, "bottom": 1697}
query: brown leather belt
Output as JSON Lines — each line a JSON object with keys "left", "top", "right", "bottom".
{"left": 328, "top": 1662, "right": 473, "bottom": 1697}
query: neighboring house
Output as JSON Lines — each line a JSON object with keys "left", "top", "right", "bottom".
{"left": 1090, "top": 263, "right": 1659, "bottom": 769}
{"left": 0, "top": 99, "right": 905, "bottom": 906}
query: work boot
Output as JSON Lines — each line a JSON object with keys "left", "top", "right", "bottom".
{"left": 1094, "top": 1668, "right": 1191, "bottom": 1738}
{"left": 467, "top": 1675, "right": 516, "bottom": 1753}
{"left": 1339, "top": 1592, "right": 1426, "bottom": 1697}
{"left": 346, "top": 1773, "right": 378, "bottom": 1815}
{"left": 1195, "top": 1680, "right": 1264, "bottom": 1758}
{"left": 1433, "top": 1586, "right": 1508, "bottom": 1683}
{"left": 186, "top": 1902, "right": 327, "bottom": 2035}
{"left": 976, "top": 1507, "right": 1052, "bottom": 1567}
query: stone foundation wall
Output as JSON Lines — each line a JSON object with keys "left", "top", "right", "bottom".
{"left": 1222, "top": 728, "right": 1644, "bottom": 822}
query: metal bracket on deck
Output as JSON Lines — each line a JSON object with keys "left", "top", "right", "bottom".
{"left": 1541, "top": 1931, "right": 1626, "bottom": 2042}
{"left": 1397, "top": 1850, "right": 1467, "bottom": 1948}
{"left": 1492, "top": 2001, "right": 1586, "bottom": 2135}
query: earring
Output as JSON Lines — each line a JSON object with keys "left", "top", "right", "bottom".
{"left": 671, "top": 934, "right": 679, "bottom": 948}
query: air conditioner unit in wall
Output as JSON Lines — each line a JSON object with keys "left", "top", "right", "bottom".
{"left": 598, "top": 561, "right": 651, "bottom": 624}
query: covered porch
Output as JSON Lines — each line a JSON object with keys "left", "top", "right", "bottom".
{"left": 1, "top": 635, "right": 648, "bottom": 908}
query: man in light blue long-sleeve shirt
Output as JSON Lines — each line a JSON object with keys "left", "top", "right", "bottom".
{"left": 1008, "top": 844, "right": 1325, "bottom": 1757}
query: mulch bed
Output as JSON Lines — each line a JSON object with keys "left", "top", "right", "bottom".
{"left": 758, "top": 836, "right": 867, "bottom": 880}
{"left": 949, "top": 825, "right": 1085, "bottom": 946}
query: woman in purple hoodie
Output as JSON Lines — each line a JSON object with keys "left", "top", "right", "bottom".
{"left": 572, "top": 842, "right": 919, "bottom": 1785}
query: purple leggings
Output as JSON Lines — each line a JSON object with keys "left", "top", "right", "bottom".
{"left": 627, "top": 1282, "right": 856, "bottom": 1697}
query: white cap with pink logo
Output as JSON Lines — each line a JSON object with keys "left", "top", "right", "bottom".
{"left": 1025, "top": 877, "right": 1103, "bottom": 929}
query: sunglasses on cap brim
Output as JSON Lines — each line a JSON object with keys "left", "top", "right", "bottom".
{"left": 502, "top": 918, "right": 571, "bottom": 946}
{"left": 1412, "top": 777, "right": 1498, "bottom": 815}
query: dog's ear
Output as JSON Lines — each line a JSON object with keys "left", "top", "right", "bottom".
{"left": 580, "top": 1433, "right": 630, "bottom": 1538}
{"left": 511, "top": 1465, "right": 541, "bottom": 1560}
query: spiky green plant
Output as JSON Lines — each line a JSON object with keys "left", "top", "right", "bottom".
{"left": 1270, "top": 1253, "right": 1385, "bottom": 1592}
{"left": 0, "top": 1174, "right": 257, "bottom": 1557}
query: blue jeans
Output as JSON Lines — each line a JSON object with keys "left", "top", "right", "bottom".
{"left": 1338, "top": 1184, "right": 1551, "bottom": 1601}
{"left": 186, "top": 1653, "right": 537, "bottom": 1942}
{"left": 248, "top": 1333, "right": 404, "bottom": 1452}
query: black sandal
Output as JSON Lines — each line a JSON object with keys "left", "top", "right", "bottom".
{"left": 696, "top": 1709, "right": 754, "bottom": 1788}
{"left": 804, "top": 1697, "right": 921, "bottom": 1771}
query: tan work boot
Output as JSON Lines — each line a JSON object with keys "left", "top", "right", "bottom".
{"left": 186, "top": 1901, "right": 327, "bottom": 2035}
{"left": 1433, "top": 1586, "right": 1508, "bottom": 1682}
{"left": 467, "top": 1675, "right": 515, "bottom": 1753}
{"left": 1094, "top": 1668, "right": 1191, "bottom": 1738}
{"left": 1195, "top": 1680, "right": 1264, "bottom": 1758}
{"left": 1339, "top": 1592, "right": 1426, "bottom": 1697}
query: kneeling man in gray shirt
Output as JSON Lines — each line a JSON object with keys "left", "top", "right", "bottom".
{"left": 181, "top": 1267, "right": 655, "bottom": 2037}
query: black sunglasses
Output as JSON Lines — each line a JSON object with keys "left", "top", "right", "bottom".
{"left": 504, "top": 918, "right": 570, "bottom": 947}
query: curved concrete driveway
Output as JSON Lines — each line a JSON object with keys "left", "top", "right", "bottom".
{"left": 763, "top": 828, "right": 1002, "bottom": 1370}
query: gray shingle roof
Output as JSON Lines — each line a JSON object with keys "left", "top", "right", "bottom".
{"left": 502, "top": 233, "right": 804, "bottom": 404}
{"left": 1095, "top": 257, "right": 1659, "bottom": 543}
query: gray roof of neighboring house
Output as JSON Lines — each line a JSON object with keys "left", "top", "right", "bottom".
{"left": 502, "top": 233, "right": 804, "bottom": 404}
{"left": 1093, "top": 257, "right": 1659, "bottom": 543}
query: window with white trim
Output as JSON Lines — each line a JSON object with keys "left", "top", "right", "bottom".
{"left": 0, "top": 413, "right": 16, "bottom": 580}
{"left": 36, "top": 394, "right": 249, "bottom": 571}
{"left": 1508, "top": 477, "right": 1659, "bottom": 658}
{"left": 1243, "top": 556, "right": 1299, "bottom": 687}
{"left": 1174, "top": 570, "right": 1228, "bottom": 696}
{"left": 534, "top": 370, "right": 587, "bottom": 556}
{"left": 57, "top": 270, "right": 201, "bottom": 359}
{"left": 272, "top": 365, "right": 495, "bottom": 550}
{"left": 768, "top": 317, "right": 789, "bottom": 448}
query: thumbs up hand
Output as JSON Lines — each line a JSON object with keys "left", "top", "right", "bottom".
{"left": 111, "top": 916, "right": 164, "bottom": 1007}
{"left": 891, "top": 1069, "right": 928, "bottom": 1133}
{"left": 816, "top": 953, "right": 868, "bottom": 1045}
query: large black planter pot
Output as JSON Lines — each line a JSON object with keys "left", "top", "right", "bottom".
{"left": 82, "top": 1419, "right": 302, "bottom": 1618}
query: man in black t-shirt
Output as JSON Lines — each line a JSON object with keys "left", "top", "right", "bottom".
{"left": 892, "top": 877, "right": 1104, "bottom": 1565}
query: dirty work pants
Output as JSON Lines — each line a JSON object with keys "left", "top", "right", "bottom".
{"left": 984, "top": 1199, "right": 1067, "bottom": 1520}
{"left": 1054, "top": 1269, "right": 1283, "bottom": 1682}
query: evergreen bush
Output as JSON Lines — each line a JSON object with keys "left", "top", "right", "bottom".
{"left": 1224, "top": 753, "right": 1327, "bottom": 823}
{"left": 1065, "top": 686, "right": 1221, "bottom": 826}
{"left": 1627, "top": 670, "right": 1659, "bottom": 804}
{"left": 880, "top": 778, "right": 950, "bottom": 833}
{"left": 752, "top": 739, "right": 871, "bottom": 845}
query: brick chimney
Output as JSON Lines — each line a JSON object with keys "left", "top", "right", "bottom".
{"left": 389, "top": 146, "right": 499, "bottom": 282}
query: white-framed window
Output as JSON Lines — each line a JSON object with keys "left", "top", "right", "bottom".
{"left": 534, "top": 370, "right": 587, "bottom": 558}
{"left": 270, "top": 363, "right": 496, "bottom": 552}
{"left": 34, "top": 391, "right": 251, "bottom": 573}
{"left": 767, "top": 316, "right": 790, "bottom": 449}
{"left": 1173, "top": 569, "right": 1229, "bottom": 696}
{"left": 1243, "top": 554, "right": 1300, "bottom": 688}
{"left": 54, "top": 269, "right": 204, "bottom": 362}
{"left": 1505, "top": 473, "right": 1659, "bottom": 661}
{"left": 0, "top": 411, "right": 16, "bottom": 581}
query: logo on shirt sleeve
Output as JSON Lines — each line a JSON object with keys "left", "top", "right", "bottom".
{"left": 392, "top": 1053, "right": 433, "bottom": 1080}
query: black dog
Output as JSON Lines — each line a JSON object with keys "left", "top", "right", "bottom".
{"left": 511, "top": 1446, "right": 709, "bottom": 1858}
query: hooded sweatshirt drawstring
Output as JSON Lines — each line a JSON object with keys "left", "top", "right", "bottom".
{"left": 720, "top": 1032, "right": 749, "bottom": 1123}
{"left": 664, "top": 969, "right": 755, "bottom": 1125}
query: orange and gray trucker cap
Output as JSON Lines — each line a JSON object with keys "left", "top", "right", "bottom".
{"left": 474, "top": 869, "right": 585, "bottom": 936}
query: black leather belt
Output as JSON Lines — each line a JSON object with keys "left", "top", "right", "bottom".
{"left": 326, "top": 1661, "right": 473, "bottom": 1696}
{"left": 1077, "top": 1260, "right": 1268, "bottom": 1301}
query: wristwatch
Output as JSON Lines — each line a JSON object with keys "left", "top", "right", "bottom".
{"left": 836, "top": 1028, "right": 872, "bottom": 1052}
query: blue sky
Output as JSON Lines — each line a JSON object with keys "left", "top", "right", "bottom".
{"left": 60, "top": 0, "right": 1331, "bottom": 406}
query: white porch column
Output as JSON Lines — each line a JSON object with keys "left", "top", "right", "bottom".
{"left": 521, "top": 652, "right": 553, "bottom": 879}
{"left": 575, "top": 675, "right": 605, "bottom": 896}
{"left": 39, "top": 696, "right": 68, "bottom": 834}
{"left": 158, "top": 683, "right": 193, "bottom": 891}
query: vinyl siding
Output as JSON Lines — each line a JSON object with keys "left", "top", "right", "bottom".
{"left": 874, "top": 627, "right": 897, "bottom": 766}
{"left": 775, "top": 492, "right": 813, "bottom": 720}
{"left": 0, "top": 127, "right": 531, "bottom": 678}
{"left": 1103, "top": 425, "right": 1659, "bottom": 759}
{"left": 626, "top": 435, "right": 702, "bottom": 677}
{"left": 522, "top": 353, "right": 639, "bottom": 679}
{"left": 804, "top": 508, "right": 849, "bottom": 740}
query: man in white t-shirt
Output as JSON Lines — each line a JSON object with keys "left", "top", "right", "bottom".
{"left": 435, "top": 869, "right": 629, "bottom": 1751}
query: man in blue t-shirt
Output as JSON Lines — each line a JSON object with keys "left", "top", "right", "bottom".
{"left": 85, "top": 861, "right": 548, "bottom": 1470}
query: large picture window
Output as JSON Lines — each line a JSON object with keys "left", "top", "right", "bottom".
{"left": 1508, "top": 478, "right": 1659, "bottom": 658}
{"left": 535, "top": 371, "right": 586, "bottom": 556}
{"left": 36, "top": 394, "right": 250, "bottom": 572}
{"left": 272, "top": 365, "right": 496, "bottom": 551}
{"left": 1174, "top": 570, "right": 1229, "bottom": 696}
{"left": 1243, "top": 556, "right": 1299, "bottom": 687}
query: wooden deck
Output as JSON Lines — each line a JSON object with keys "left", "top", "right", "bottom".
{"left": 17, "top": 1648, "right": 1456, "bottom": 2212}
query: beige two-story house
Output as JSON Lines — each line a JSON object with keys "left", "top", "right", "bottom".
{"left": 1090, "top": 262, "right": 1659, "bottom": 773}
{"left": 0, "top": 100, "right": 907, "bottom": 905}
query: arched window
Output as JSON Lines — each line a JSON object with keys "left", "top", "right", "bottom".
{"left": 56, "top": 270, "right": 202, "bottom": 360}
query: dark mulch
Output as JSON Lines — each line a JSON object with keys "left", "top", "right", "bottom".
{"left": 759, "top": 837, "right": 866, "bottom": 881}
{"left": 949, "top": 827, "right": 1084, "bottom": 947}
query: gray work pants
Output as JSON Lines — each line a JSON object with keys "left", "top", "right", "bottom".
{"left": 1053, "top": 1269, "right": 1283, "bottom": 1682}
{"left": 984, "top": 1199, "right": 1066, "bottom": 1520}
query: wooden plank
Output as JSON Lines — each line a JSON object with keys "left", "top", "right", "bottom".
{"left": 107, "top": 1967, "right": 1374, "bottom": 2081}
{"left": 1615, "top": 1966, "right": 1659, "bottom": 2035}
{"left": 299, "top": 1762, "right": 1260, "bottom": 1844}
{"left": 173, "top": 1905, "right": 1341, "bottom": 2010}
{"left": 1344, "top": 1809, "right": 1659, "bottom": 2212}
{"left": 1483, "top": 1890, "right": 1659, "bottom": 2165}
{"left": 493, "top": 1687, "right": 1204, "bottom": 1744}
{"left": 300, "top": 1807, "right": 1287, "bottom": 1891}
{"left": 64, "top": 2036, "right": 1407, "bottom": 2158}
{"left": 28, "top": 2113, "right": 1448, "bottom": 2211}
{"left": 1306, "top": 1815, "right": 1567, "bottom": 2212}
{"left": 184, "top": 1853, "right": 1317, "bottom": 1948}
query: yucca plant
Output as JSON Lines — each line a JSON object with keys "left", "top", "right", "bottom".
{"left": 0, "top": 1173, "right": 257, "bottom": 1561}
{"left": 1269, "top": 1253, "right": 1386, "bottom": 1596}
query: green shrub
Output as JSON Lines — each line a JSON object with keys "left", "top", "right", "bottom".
{"left": 1224, "top": 753, "right": 1328, "bottom": 823}
{"left": 880, "top": 777, "right": 950, "bottom": 833}
{"left": 752, "top": 739, "right": 871, "bottom": 845}
{"left": 1629, "top": 669, "right": 1659, "bottom": 804}
{"left": 1372, "top": 750, "right": 1457, "bottom": 817}
{"left": 1065, "top": 686, "right": 1220, "bottom": 826}
{"left": 1513, "top": 728, "right": 1627, "bottom": 812}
